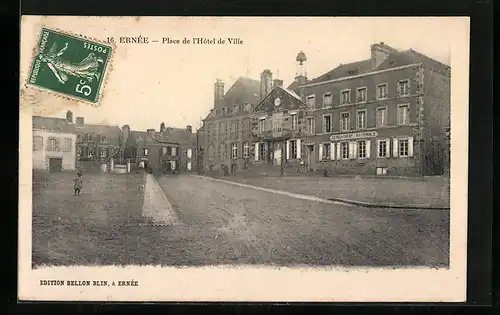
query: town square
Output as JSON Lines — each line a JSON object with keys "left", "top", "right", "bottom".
{"left": 30, "top": 39, "right": 451, "bottom": 268}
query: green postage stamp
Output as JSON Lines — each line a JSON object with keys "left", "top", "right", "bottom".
{"left": 26, "top": 28, "right": 113, "bottom": 104}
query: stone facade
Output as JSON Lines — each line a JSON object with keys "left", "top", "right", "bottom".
{"left": 200, "top": 42, "right": 451, "bottom": 177}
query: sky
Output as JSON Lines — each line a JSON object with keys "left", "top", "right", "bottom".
{"left": 20, "top": 17, "right": 466, "bottom": 132}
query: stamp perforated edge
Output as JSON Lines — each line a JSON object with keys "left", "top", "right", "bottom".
{"left": 22, "top": 26, "right": 117, "bottom": 107}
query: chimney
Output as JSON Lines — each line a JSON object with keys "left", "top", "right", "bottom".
{"left": 371, "top": 42, "right": 394, "bottom": 70}
{"left": 147, "top": 128, "right": 156, "bottom": 138}
{"left": 214, "top": 79, "right": 224, "bottom": 107}
{"left": 160, "top": 122, "right": 166, "bottom": 132}
{"left": 273, "top": 79, "right": 283, "bottom": 88}
{"left": 186, "top": 125, "right": 192, "bottom": 133}
{"left": 260, "top": 69, "right": 273, "bottom": 100}
{"left": 121, "top": 125, "right": 130, "bottom": 145}
{"left": 66, "top": 110, "right": 73, "bottom": 123}
{"left": 76, "top": 117, "right": 84, "bottom": 125}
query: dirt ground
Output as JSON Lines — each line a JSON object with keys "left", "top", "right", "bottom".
{"left": 32, "top": 172, "right": 450, "bottom": 268}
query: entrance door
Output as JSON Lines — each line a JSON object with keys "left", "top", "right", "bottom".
{"left": 165, "top": 160, "right": 172, "bottom": 172}
{"left": 307, "top": 145, "right": 314, "bottom": 171}
{"left": 49, "top": 158, "right": 63, "bottom": 172}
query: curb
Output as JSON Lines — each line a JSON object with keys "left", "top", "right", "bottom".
{"left": 327, "top": 198, "right": 450, "bottom": 210}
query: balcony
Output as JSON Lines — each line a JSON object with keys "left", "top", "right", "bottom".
{"left": 252, "top": 129, "right": 304, "bottom": 141}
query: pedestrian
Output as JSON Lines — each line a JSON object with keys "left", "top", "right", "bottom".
{"left": 73, "top": 171, "right": 83, "bottom": 196}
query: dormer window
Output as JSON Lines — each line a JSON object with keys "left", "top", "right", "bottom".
{"left": 348, "top": 70, "right": 358, "bottom": 76}
{"left": 234, "top": 105, "right": 239, "bottom": 113}
{"left": 100, "top": 135, "right": 107, "bottom": 142}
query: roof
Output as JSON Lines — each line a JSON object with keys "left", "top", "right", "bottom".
{"left": 221, "top": 76, "right": 261, "bottom": 108}
{"left": 32, "top": 116, "right": 76, "bottom": 134}
{"left": 308, "top": 59, "right": 373, "bottom": 84}
{"left": 74, "top": 123, "right": 122, "bottom": 146}
{"left": 277, "top": 86, "right": 302, "bottom": 101}
{"left": 376, "top": 49, "right": 450, "bottom": 75}
{"left": 157, "top": 128, "right": 197, "bottom": 146}
{"left": 307, "top": 44, "right": 450, "bottom": 85}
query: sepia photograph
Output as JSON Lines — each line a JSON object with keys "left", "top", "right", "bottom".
{"left": 19, "top": 16, "right": 469, "bottom": 302}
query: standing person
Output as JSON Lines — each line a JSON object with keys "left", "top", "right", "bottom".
{"left": 74, "top": 171, "right": 83, "bottom": 196}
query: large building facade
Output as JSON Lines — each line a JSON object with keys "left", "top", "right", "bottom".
{"left": 200, "top": 42, "right": 451, "bottom": 176}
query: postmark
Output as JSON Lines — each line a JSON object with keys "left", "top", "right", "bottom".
{"left": 25, "top": 28, "right": 114, "bottom": 105}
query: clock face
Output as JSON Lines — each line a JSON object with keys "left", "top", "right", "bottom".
{"left": 274, "top": 97, "right": 281, "bottom": 106}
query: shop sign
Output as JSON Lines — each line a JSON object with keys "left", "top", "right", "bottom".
{"left": 329, "top": 131, "right": 378, "bottom": 141}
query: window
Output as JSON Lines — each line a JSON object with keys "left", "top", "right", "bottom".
{"left": 290, "top": 140, "right": 297, "bottom": 159}
{"left": 322, "top": 143, "right": 331, "bottom": 160}
{"left": 399, "top": 139, "right": 409, "bottom": 157}
{"left": 378, "top": 140, "right": 388, "bottom": 157}
{"left": 356, "top": 87, "right": 367, "bottom": 103}
{"left": 357, "top": 141, "right": 366, "bottom": 158}
{"left": 171, "top": 147, "right": 177, "bottom": 156}
{"left": 33, "top": 136, "right": 43, "bottom": 151}
{"left": 231, "top": 143, "right": 238, "bottom": 159}
{"left": 222, "top": 107, "right": 228, "bottom": 116}
{"left": 341, "top": 142, "right": 349, "bottom": 159}
{"left": 143, "top": 148, "right": 149, "bottom": 156}
{"left": 187, "top": 161, "right": 192, "bottom": 171}
{"left": 323, "top": 93, "right": 333, "bottom": 107}
{"left": 376, "top": 83, "right": 388, "bottom": 99}
{"left": 340, "top": 112, "right": 350, "bottom": 132}
{"left": 88, "top": 147, "right": 95, "bottom": 158}
{"left": 48, "top": 138, "right": 58, "bottom": 151}
{"left": 208, "top": 145, "right": 214, "bottom": 159}
{"left": 291, "top": 114, "right": 298, "bottom": 130}
{"left": 322, "top": 115, "right": 331, "bottom": 133}
{"left": 244, "top": 103, "right": 252, "bottom": 112}
{"left": 162, "top": 147, "right": 167, "bottom": 155}
{"left": 397, "top": 104, "right": 409, "bottom": 125}
{"left": 62, "top": 138, "right": 72, "bottom": 152}
{"left": 398, "top": 79, "right": 410, "bottom": 96}
{"left": 87, "top": 134, "right": 93, "bottom": 142}
{"left": 272, "top": 114, "right": 283, "bottom": 133}
{"left": 100, "top": 148, "right": 107, "bottom": 158}
{"left": 234, "top": 105, "right": 239, "bottom": 113}
{"left": 259, "top": 118, "right": 266, "bottom": 133}
{"left": 76, "top": 147, "right": 82, "bottom": 157}
{"left": 100, "top": 135, "right": 107, "bottom": 143}
{"left": 376, "top": 107, "right": 387, "bottom": 127}
{"left": 306, "top": 95, "right": 315, "bottom": 108}
{"left": 340, "top": 89, "right": 351, "bottom": 105}
{"left": 171, "top": 160, "right": 176, "bottom": 170}
{"left": 259, "top": 143, "right": 266, "bottom": 161}
{"left": 307, "top": 117, "right": 314, "bottom": 135}
{"left": 187, "top": 148, "right": 192, "bottom": 159}
{"left": 356, "top": 110, "right": 366, "bottom": 129}
{"left": 243, "top": 142, "right": 249, "bottom": 158}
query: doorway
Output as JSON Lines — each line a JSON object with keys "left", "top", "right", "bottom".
{"left": 49, "top": 158, "right": 63, "bottom": 172}
{"left": 306, "top": 145, "right": 314, "bottom": 171}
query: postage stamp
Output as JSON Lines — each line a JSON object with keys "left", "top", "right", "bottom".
{"left": 25, "top": 27, "right": 113, "bottom": 104}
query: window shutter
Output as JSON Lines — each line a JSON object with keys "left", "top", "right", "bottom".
{"left": 352, "top": 141, "right": 357, "bottom": 159}
{"left": 393, "top": 138, "right": 399, "bottom": 157}
{"left": 330, "top": 143, "right": 335, "bottom": 160}
{"left": 336, "top": 142, "right": 341, "bottom": 160}
{"left": 408, "top": 137, "right": 414, "bottom": 157}
{"left": 56, "top": 138, "right": 61, "bottom": 151}
{"left": 348, "top": 142, "right": 354, "bottom": 159}
{"left": 318, "top": 144, "right": 323, "bottom": 161}
{"left": 286, "top": 140, "right": 290, "bottom": 160}
{"left": 254, "top": 143, "right": 259, "bottom": 161}
{"left": 385, "top": 139, "right": 390, "bottom": 157}
{"left": 366, "top": 140, "right": 371, "bottom": 158}
{"left": 297, "top": 139, "right": 301, "bottom": 159}
{"left": 397, "top": 82, "right": 401, "bottom": 97}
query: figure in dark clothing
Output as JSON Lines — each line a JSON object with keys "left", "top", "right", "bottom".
{"left": 73, "top": 171, "right": 83, "bottom": 195}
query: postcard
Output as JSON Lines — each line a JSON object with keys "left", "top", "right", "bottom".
{"left": 19, "top": 16, "right": 469, "bottom": 302}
